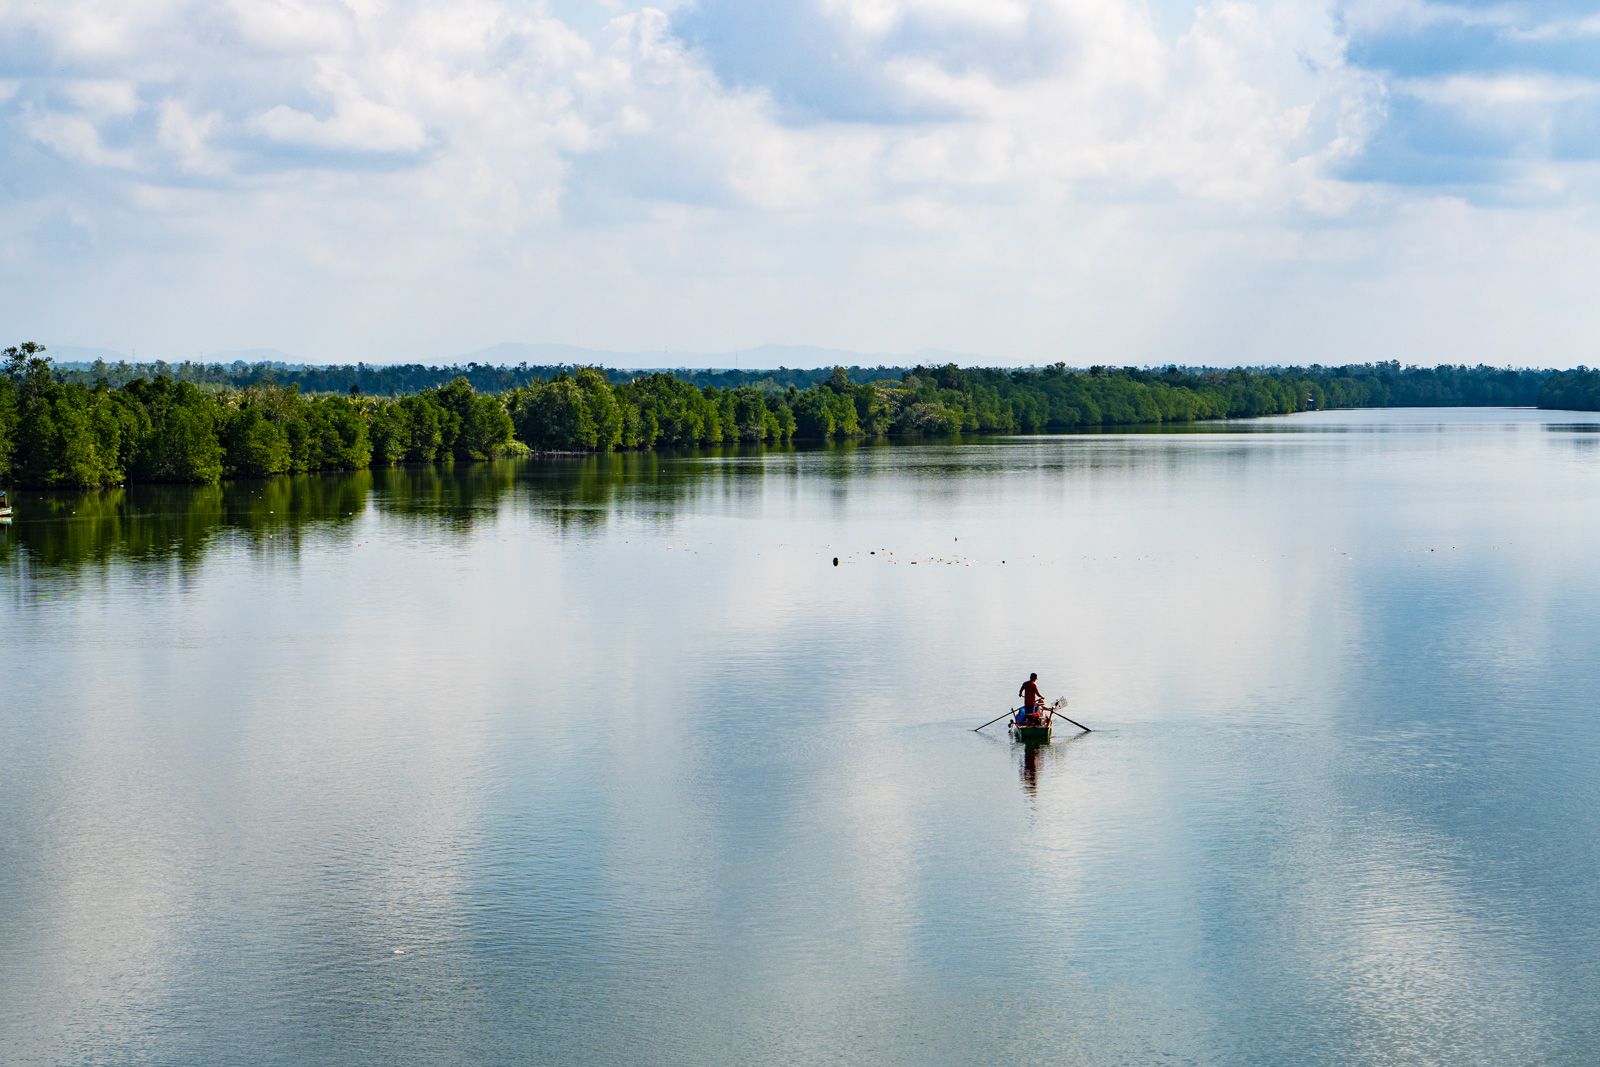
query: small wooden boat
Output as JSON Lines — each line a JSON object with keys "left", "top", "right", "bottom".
{"left": 977, "top": 698, "right": 1087, "bottom": 741}
{"left": 0, "top": 491, "right": 10, "bottom": 521}
{"left": 1007, "top": 698, "right": 1074, "bottom": 744}
{"left": 1009, "top": 718, "right": 1052, "bottom": 744}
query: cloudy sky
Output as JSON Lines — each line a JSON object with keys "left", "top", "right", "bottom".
{"left": 1, "top": 0, "right": 1596, "bottom": 366}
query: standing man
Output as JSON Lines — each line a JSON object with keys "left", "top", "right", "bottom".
{"left": 1017, "top": 673, "right": 1043, "bottom": 725}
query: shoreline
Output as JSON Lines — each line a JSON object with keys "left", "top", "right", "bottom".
{"left": 5, "top": 403, "right": 1596, "bottom": 497}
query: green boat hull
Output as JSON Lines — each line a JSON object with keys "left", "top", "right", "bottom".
{"left": 1011, "top": 723, "right": 1052, "bottom": 744}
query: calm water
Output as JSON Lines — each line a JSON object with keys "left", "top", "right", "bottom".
{"left": 4, "top": 408, "right": 1600, "bottom": 1066}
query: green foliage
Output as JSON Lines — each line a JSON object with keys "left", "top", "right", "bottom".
{"left": 511, "top": 377, "right": 595, "bottom": 450}
{"left": 464, "top": 391, "right": 515, "bottom": 458}
{"left": 618, "top": 373, "right": 716, "bottom": 446}
{"left": 124, "top": 378, "right": 224, "bottom": 483}
{"left": 222, "top": 405, "right": 293, "bottom": 477}
{"left": 0, "top": 340, "right": 1576, "bottom": 489}
{"left": 47, "top": 357, "right": 906, "bottom": 397}
{"left": 398, "top": 393, "right": 446, "bottom": 462}
{"left": 1539, "top": 369, "right": 1600, "bottom": 411}
{"left": 295, "top": 396, "right": 373, "bottom": 471}
{"left": 791, "top": 377, "right": 861, "bottom": 439}
{"left": 433, "top": 377, "right": 513, "bottom": 458}
{"left": 0, "top": 355, "right": 20, "bottom": 479}
{"left": 8, "top": 346, "right": 126, "bottom": 488}
{"left": 367, "top": 401, "right": 409, "bottom": 465}
{"left": 509, "top": 369, "right": 705, "bottom": 452}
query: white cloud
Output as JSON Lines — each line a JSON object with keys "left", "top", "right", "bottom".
{"left": 3, "top": 0, "right": 1371, "bottom": 208}
{"left": 0, "top": 0, "right": 200, "bottom": 64}
{"left": 1338, "top": 0, "right": 1600, "bottom": 45}
{"left": 0, "top": 0, "right": 1596, "bottom": 365}
{"left": 224, "top": 0, "right": 354, "bottom": 54}
{"left": 63, "top": 79, "right": 141, "bottom": 117}
{"left": 24, "top": 109, "right": 138, "bottom": 169}
{"left": 1333, "top": 0, "right": 1503, "bottom": 37}
{"left": 250, "top": 96, "right": 430, "bottom": 156}
{"left": 1399, "top": 74, "right": 1600, "bottom": 108}
{"left": 822, "top": 0, "right": 1033, "bottom": 37}
{"left": 1507, "top": 12, "right": 1600, "bottom": 42}
{"left": 156, "top": 100, "right": 226, "bottom": 176}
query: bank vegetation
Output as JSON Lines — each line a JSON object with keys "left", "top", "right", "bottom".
{"left": 0, "top": 342, "right": 1586, "bottom": 490}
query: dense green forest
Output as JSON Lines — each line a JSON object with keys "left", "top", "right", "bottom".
{"left": 1537, "top": 370, "right": 1600, "bottom": 412}
{"left": 0, "top": 341, "right": 1591, "bottom": 490}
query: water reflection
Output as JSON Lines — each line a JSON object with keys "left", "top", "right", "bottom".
{"left": 518, "top": 445, "right": 785, "bottom": 528}
{"left": 0, "top": 474, "right": 370, "bottom": 575}
{"left": 371, "top": 461, "right": 515, "bottom": 528}
{"left": 1015, "top": 731, "right": 1092, "bottom": 800}
{"left": 9, "top": 409, "right": 1597, "bottom": 577}
{"left": 6, "top": 410, "right": 1600, "bottom": 1065}
{"left": 1021, "top": 741, "right": 1040, "bottom": 795}
{"left": 0, "top": 445, "right": 804, "bottom": 572}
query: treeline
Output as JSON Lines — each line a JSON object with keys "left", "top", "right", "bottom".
{"left": 53, "top": 358, "right": 899, "bottom": 396}
{"left": 1538, "top": 370, "right": 1600, "bottom": 411}
{"left": 0, "top": 345, "right": 813, "bottom": 489}
{"left": 1, "top": 341, "right": 1592, "bottom": 490}
{"left": 486, "top": 360, "right": 1560, "bottom": 450}
{"left": 768, "top": 361, "right": 1553, "bottom": 435}
{"left": 0, "top": 343, "right": 521, "bottom": 489}
{"left": 1302, "top": 362, "right": 1547, "bottom": 407}
{"left": 49, "top": 354, "right": 1560, "bottom": 408}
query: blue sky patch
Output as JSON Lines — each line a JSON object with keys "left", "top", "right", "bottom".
{"left": 1339, "top": 2, "right": 1600, "bottom": 190}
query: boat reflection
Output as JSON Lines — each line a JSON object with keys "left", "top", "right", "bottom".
{"left": 1017, "top": 732, "right": 1091, "bottom": 799}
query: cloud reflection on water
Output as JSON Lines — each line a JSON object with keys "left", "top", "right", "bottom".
{"left": 4, "top": 410, "right": 1600, "bottom": 1064}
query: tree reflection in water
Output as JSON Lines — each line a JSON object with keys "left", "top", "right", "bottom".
{"left": 0, "top": 445, "right": 791, "bottom": 576}
{"left": 0, "top": 474, "right": 371, "bottom": 576}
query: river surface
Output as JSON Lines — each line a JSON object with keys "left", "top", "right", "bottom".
{"left": 3, "top": 407, "right": 1600, "bottom": 1066}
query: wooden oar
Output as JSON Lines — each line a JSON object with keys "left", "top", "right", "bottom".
{"left": 1048, "top": 707, "right": 1092, "bottom": 733}
{"left": 974, "top": 708, "right": 1020, "bottom": 732}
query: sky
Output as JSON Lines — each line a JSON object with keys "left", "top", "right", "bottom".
{"left": 1, "top": 0, "right": 1597, "bottom": 367}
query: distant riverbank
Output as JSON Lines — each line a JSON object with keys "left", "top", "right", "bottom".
{"left": 3, "top": 341, "right": 1595, "bottom": 490}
